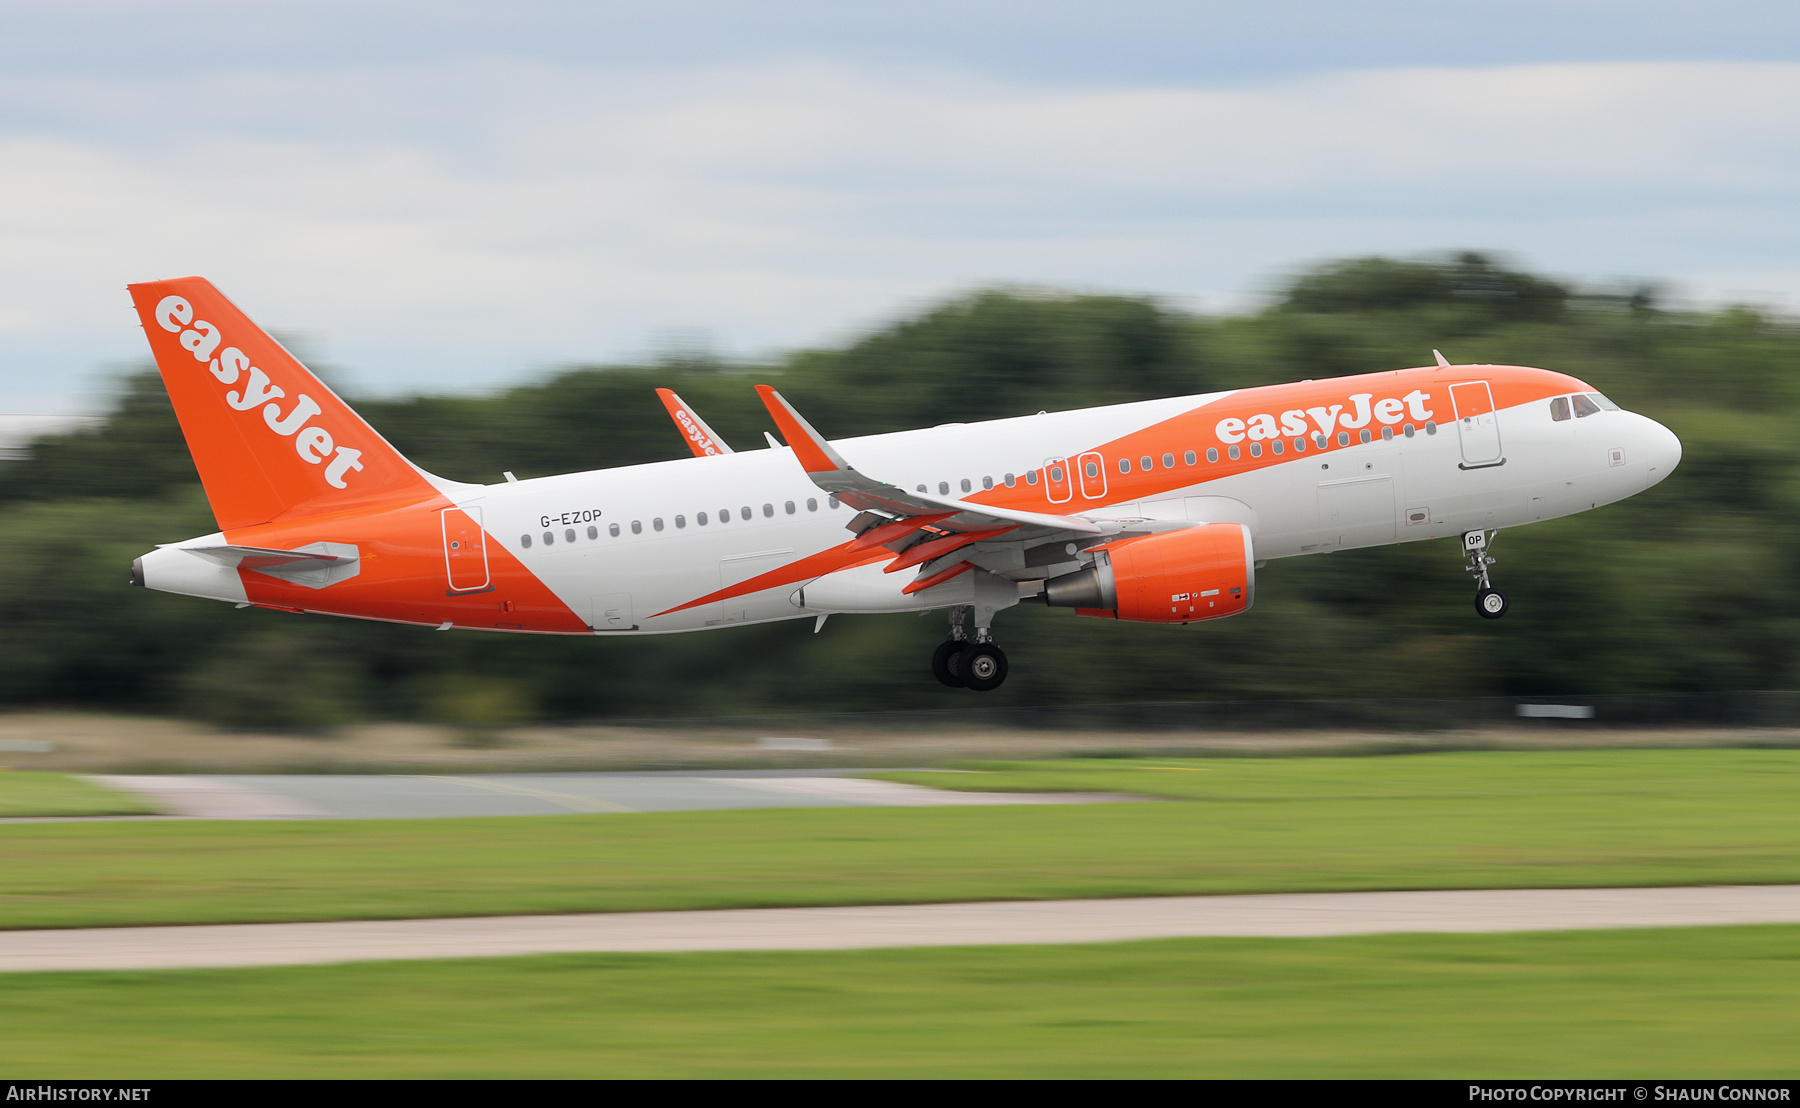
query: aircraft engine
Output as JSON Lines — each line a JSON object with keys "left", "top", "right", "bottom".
{"left": 1042, "top": 522, "right": 1254, "bottom": 624}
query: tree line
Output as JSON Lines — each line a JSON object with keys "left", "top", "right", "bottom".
{"left": 1, "top": 253, "right": 1793, "bottom": 727}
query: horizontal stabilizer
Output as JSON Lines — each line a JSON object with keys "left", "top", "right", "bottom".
{"left": 170, "top": 541, "right": 361, "bottom": 589}
{"left": 173, "top": 543, "right": 350, "bottom": 569}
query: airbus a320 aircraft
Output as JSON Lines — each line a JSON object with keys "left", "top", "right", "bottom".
{"left": 129, "top": 278, "right": 1681, "bottom": 691}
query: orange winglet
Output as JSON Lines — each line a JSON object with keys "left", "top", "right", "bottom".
{"left": 883, "top": 527, "right": 1015, "bottom": 573}
{"left": 901, "top": 560, "right": 975, "bottom": 595}
{"left": 655, "top": 388, "right": 732, "bottom": 457}
{"left": 849, "top": 513, "right": 955, "bottom": 552}
{"left": 754, "top": 385, "right": 847, "bottom": 475}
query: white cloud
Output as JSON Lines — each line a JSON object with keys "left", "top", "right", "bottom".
{"left": 1, "top": 58, "right": 1798, "bottom": 411}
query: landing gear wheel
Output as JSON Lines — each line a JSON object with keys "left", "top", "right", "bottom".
{"left": 959, "top": 643, "right": 1008, "bottom": 692}
{"left": 1475, "top": 587, "right": 1509, "bottom": 620}
{"left": 932, "top": 640, "right": 967, "bottom": 687}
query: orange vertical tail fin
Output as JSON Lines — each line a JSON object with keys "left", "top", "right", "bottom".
{"left": 128, "top": 277, "right": 440, "bottom": 530}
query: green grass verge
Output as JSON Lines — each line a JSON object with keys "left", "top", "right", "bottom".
{"left": 0, "top": 772, "right": 155, "bottom": 817}
{"left": 872, "top": 748, "right": 1800, "bottom": 801}
{"left": 4, "top": 926, "right": 1798, "bottom": 1077}
{"left": 1, "top": 750, "right": 1796, "bottom": 930}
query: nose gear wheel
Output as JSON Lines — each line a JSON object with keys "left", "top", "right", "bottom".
{"left": 1476, "top": 587, "right": 1509, "bottom": 619}
{"left": 1461, "top": 529, "right": 1508, "bottom": 618}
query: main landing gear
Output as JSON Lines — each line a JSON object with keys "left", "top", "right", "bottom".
{"left": 933, "top": 606, "right": 1010, "bottom": 692}
{"left": 1463, "top": 530, "right": 1509, "bottom": 619}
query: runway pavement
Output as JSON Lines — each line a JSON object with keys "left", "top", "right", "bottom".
{"left": 5, "top": 885, "right": 1798, "bottom": 972}
{"left": 90, "top": 771, "right": 1130, "bottom": 820}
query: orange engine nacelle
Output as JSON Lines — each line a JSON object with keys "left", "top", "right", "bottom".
{"left": 1041, "top": 522, "right": 1254, "bottom": 624}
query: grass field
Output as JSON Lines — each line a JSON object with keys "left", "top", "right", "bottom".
{"left": 0, "top": 771, "right": 155, "bottom": 818}
{"left": 2, "top": 750, "right": 1796, "bottom": 930}
{"left": 3, "top": 926, "right": 1797, "bottom": 1077}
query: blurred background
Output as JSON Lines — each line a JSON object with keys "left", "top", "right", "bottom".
{"left": 0, "top": 2, "right": 1796, "bottom": 729}
{"left": 1, "top": 253, "right": 1792, "bottom": 727}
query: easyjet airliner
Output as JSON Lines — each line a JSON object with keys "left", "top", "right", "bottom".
{"left": 128, "top": 278, "right": 1681, "bottom": 691}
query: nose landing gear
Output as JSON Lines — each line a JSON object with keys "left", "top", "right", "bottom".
{"left": 931, "top": 605, "right": 1010, "bottom": 691}
{"left": 1463, "top": 530, "right": 1509, "bottom": 619}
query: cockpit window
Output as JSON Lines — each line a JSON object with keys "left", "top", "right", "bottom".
{"left": 1589, "top": 392, "right": 1620, "bottom": 411}
{"left": 1571, "top": 393, "right": 1601, "bottom": 418}
{"left": 1550, "top": 396, "right": 1571, "bottom": 421}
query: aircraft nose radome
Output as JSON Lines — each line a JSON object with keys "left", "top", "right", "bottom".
{"left": 1643, "top": 417, "right": 1682, "bottom": 488}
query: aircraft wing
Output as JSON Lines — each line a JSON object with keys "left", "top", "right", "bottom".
{"left": 754, "top": 384, "right": 1111, "bottom": 594}
{"left": 656, "top": 388, "right": 734, "bottom": 457}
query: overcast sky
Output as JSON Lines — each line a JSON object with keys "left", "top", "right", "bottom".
{"left": 2, "top": 1, "right": 1797, "bottom": 412}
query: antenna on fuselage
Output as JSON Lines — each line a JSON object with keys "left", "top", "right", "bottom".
{"left": 1432, "top": 349, "right": 1451, "bottom": 368}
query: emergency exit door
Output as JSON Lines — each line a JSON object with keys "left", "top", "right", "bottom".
{"left": 441, "top": 506, "right": 490, "bottom": 592}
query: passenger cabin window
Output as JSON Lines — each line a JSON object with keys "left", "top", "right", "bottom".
{"left": 1003, "top": 473, "right": 1016, "bottom": 487}
{"left": 960, "top": 479, "right": 971, "bottom": 493}
{"left": 740, "top": 506, "right": 752, "bottom": 520}
{"left": 697, "top": 512, "right": 708, "bottom": 525}
{"left": 653, "top": 518, "right": 664, "bottom": 532}
{"left": 1116, "top": 458, "right": 1129, "bottom": 474}
{"left": 1140, "top": 456, "right": 1152, "bottom": 471}
{"left": 1025, "top": 471, "right": 1038, "bottom": 485}
{"left": 938, "top": 481, "right": 949, "bottom": 495}
{"left": 1084, "top": 461, "right": 1099, "bottom": 479}
{"left": 1550, "top": 396, "right": 1571, "bottom": 421}
{"left": 565, "top": 528, "right": 576, "bottom": 542}
{"left": 1294, "top": 437, "right": 1307, "bottom": 452}
{"left": 1050, "top": 465, "right": 1065, "bottom": 482}
{"left": 609, "top": 523, "right": 620, "bottom": 537}
{"left": 1227, "top": 445, "right": 1240, "bottom": 460}
{"left": 785, "top": 501, "right": 795, "bottom": 514}
{"left": 718, "top": 508, "right": 729, "bottom": 523}
{"left": 544, "top": 531, "right": 555, "bottom": 545}
{"left": 1162, "top": 453, "right": 1174, "bottom": 469}
{"left": 587, "top": 525, "right": 598, "bottom": 539}
{"left": 807, "top": 498, "right": 819, "bottom": 511}
{"left": 1184, "top": 451, "right": 1196, "bottom": 465}
{"left": 674, "top": 515, "right": 686, "bottom": 529}
{"left": 762, "top": 503, "right": 774, "bottom": 517}
{"left": 1206, "top": 448, "right": 1218, "bottom": 463}
{"left": 520, "top": 534, "right": 532, "bottom": 548}
{"left": 982, "top": 476, "right": 994, "bottom": 490}
{"left": 1571, "top": 393, "right": 1601, "bottom": 418}
{"left": 631, "top": 521, "right": 642, "bottom": 534}
{"left": 828, "top": 495, "right": 840, "bottom": 509}
{"left": 1271, "top": 439, "right": 1284, "bottom": 454}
